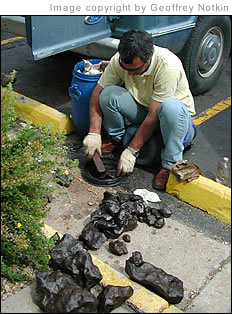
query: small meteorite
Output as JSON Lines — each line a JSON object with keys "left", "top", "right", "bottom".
{"left": 158, "top": 207, "right": 172, "bottom": 218}
{"left": 109, "top": 240, "right": 128, "bottom": 256}
{"left": 122, "top": 234, "right": 131, "bottom": 243}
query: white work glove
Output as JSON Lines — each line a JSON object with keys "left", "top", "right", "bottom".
{"left": 83, "top": 133, "right": 102, "bottom": 159}
{"left": 117, "top": 148, "right": 136, "bottom": 176}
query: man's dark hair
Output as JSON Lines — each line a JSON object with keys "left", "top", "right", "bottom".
{"left": 118, "top": 29, "right": 154, "bottom": 64}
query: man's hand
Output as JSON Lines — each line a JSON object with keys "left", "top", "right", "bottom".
{"left": 83, "top": 133, "right": 102, "bottom": 159}
{"left": 117, "top": 148, "right": 136, "bottom": 176}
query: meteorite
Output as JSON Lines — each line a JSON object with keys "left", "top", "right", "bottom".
{"left": 35, "top": 270, "right": 98, "bottom": 313}
{"left": 109, "top": 240, "right": 128, "bottom": 256}
{"left": 97, "top": 285, "right": 134, "bottom": 313}
{"left": 125, "top": 251, "right": 184, "bottom": 304}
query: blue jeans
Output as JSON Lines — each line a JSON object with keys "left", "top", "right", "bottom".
{"left": 99, "top": 86, "right": 196, "bottom": 169}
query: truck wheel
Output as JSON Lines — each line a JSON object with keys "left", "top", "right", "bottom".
{"left": 179, "top": 16, "right": 231, "bottom": 96}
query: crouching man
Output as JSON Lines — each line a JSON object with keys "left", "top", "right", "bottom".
{"left": 83, "top": 29, "right": 196, "bottom": 190}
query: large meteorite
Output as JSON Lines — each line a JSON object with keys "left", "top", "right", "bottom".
{"left": 35, "top": 270, "right": 98, "bottom": 313}
{"left": 125, "top": 252, "right": 184, "bottom": 304}
{"left": 49, "top": 233, "right": 102, "bottom": 289}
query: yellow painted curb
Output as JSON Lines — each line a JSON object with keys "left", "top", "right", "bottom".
{"left": 162, "top": 305, "right": 184, "bottom": 313}
{"left": 1, "top": 88, "right": 75, "bottom": 134}
{"left": 43, "top": 223, "right": 182, "bottom": 313}
{"left": 91, "top": 256, "right": 169, "bottom": 313}
{"left": 166, "top": 173, "right": 231, "bottom": 225}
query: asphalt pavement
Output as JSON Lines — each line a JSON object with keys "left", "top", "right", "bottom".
{"left": 1, "top": 31, "right": 231, "bottom": 313}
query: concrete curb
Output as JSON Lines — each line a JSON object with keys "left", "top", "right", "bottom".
{"left": 167, "top": 173, "right": 231, "bottom": 225}
{"left": 1, "top": 88, "right": 75, "bottom": 134}
{"left": 3, "top": 88, "right": 231, "bottom": 225}
{"left": 42, "top": 223, "right": 183, "bottom": 313}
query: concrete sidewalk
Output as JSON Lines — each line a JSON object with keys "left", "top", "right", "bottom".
{"left": 1, "top": 90, "right": 231, "bottom": 313}
{"left": 2, "top": 173, "right": 231, "bottom": 313}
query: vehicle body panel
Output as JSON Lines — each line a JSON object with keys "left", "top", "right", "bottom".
{"left": 2, "top": 15, "right": 230, "bottom": 95}
{"left": 112, "top": 15, "right": 197, "bottom": 53}
{"left": 1, "top": 15, "right": 197, "bottom": 60}
{"left": 25, "top": 16, "right": 112, "bottom": 60}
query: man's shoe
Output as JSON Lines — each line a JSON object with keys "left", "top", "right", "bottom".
{"left": 101, "top": 139, "right": 123, "bottom": 153}
{"left": 153, "top": 167, "right": 170, "bottom": 190}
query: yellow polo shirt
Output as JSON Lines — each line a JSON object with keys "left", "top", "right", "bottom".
{"left": 98, "top": 46, "right": 196, "bottom": 115}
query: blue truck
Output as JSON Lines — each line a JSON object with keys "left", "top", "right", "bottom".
{"left": 1, "top": 15, "right": 231, "bottom": 95}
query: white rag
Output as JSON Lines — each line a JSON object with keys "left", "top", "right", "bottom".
{"left": 133, "top": 189, "right": 161, "bottom": 204}
{"left": 77, "top": 60, "right": 102, "bottom": 75}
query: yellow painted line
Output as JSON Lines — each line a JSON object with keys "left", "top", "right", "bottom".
{"left": 43, "top": 223, "right": 182, "bottom": 313}
{"left": 1, "top": 36, "right": 25, "bottom": 45}
{"left": 166, "top": 173, "right": 231, "bottom": 225}
{"left": 1, "top": 88, "right": 75, "bottom": 134}
{"left": 193, "top": 96, "right": 231, "bottom": 125}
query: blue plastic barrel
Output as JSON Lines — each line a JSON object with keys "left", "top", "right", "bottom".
{"left": 68, "top": 59, "right": 102, "bottom": 137}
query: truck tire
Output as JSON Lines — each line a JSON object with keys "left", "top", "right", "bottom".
{"left": 179, "top": 16, "right": 231, "bottom": 96}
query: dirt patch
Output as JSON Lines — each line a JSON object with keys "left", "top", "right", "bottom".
{"left": 1, "top": 172, "right": 126, "bottom": 301}
{"left": 44, "top": 173, "right": 126, "bottom": 238}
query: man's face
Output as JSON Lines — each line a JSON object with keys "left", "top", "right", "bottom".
{"left": 119, "top": 56, "right": 150, "bottom": 76}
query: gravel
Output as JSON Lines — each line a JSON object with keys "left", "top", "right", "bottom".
{"left": 1, "top": 266, "right": 36, "bottom": 301}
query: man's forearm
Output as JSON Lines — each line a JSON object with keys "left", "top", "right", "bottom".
{"left": 129, "top": 116, "right": 158, "bottom": 152}
{"left": 89, "top": 84, "right": 103, "bottom": 134}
